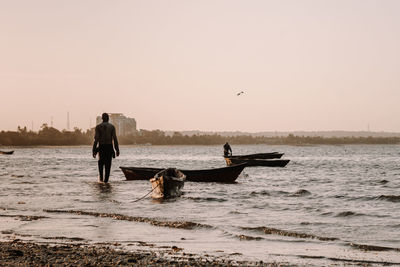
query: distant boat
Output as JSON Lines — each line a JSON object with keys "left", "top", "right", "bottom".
{"left": 224, "top": 157, "right": 290, "bottom": 167}
{"left": 227, "top": 152, "right": 284, "bottom": 159}
{"left": 0, "top": 150, "right": 14, "bottom": 155}
{"left": 120, "top": 163, "right": 246, "bottom": 183}
{"left": 150, "top": 168, "right": 186, "bottom": 199}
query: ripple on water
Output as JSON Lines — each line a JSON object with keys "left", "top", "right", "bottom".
{"left": 377, "top": 195, "right": 400, "bottom": 203}
{"left": 249, "top": 190, "right": 291, "bottom": 197}
{"left": 42, "top": 236, "right": 86, "bottom": 241}
{"left": 290, "top": 189, "right": 311, "bottom": 197}
{"left": 335, "top": 211, "right": 365, "bottom": 217}
{"left": 250, "top": 190, "right": 270, "bottom": 196}
{"left": 185, "top": 197, "right": 227, "bottom": 202}
{"left": 241, "top": 226, "right": 338, "bottom": 241}
{"left": 349, "top": 242, "right": 400, "bottom": 252}
{"left": 11, "top": 174, "right": 25, "bottom": 178}
{"left": 0, "top": 214, "right": 48, "bottom": 221}
{"left": 44, "top": 209, "right": 214, "bottom": 230}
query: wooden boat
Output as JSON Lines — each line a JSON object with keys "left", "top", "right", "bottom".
{"left": 150, "top": 168, "right": 186, "bottom": 199}
{"left": 120, "top": 163, "right": 246, "bottom": 183}
{"left": 224, "top": 157, "right": 290, "bottom": 167}
{"left": 227, "top": 152, "right": 284, "bottom": 159}
{"left": 0, "top": 150, "right": 14, "bottom": 155}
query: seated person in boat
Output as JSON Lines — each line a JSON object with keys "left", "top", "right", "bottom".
{"left": 223, "top": 142, "right": 232, "bottom": 157}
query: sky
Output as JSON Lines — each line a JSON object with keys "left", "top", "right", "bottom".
{"left": 1, "top": 0, "right": 400, "bottom": 132}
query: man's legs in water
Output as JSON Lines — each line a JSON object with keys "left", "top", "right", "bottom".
{"left": 104, "top": 156, "right": 112, "bottom": 183}
{"left": 99, "top": 144, "right": 113, "bottom": 183}
{"left": 98, "top": 157, "right": 104, "bottom": 182}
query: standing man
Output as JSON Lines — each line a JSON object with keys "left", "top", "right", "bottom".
{"left": 93, "top": 113, "right": 120, "bottom": 183}
{"left": 223, "top": 142, "right": 232, "bottom": 157}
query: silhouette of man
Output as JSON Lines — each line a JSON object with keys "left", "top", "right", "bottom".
{"left": 93, "top": 113, "right": 120, "bottom": 183}
{"left": 223, "top": 142, "right": 232, "bottom": 157}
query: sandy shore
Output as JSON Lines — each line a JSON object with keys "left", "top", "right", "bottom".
{"left": 0, "top": 239, "right": 277, "bottom": 266}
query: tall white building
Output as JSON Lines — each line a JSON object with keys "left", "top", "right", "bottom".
{"left": 96, "top": 113, "right": 137, "bottom": 136}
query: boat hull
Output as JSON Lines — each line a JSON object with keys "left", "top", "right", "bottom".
{"left": 225, "top": 157, "right": 290, "bottom": 167}
{"left": 0, "top": 151, "right": 14, "bottom": 155}
{"left": 121, "top": 164, "right": 246, "bottom": 183}
{"left": 228, "top": 152, "right": 284, "bottom": 159}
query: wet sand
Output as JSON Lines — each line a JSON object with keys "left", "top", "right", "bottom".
{"left": 0, "top": 240, "right": 274, "bottom": 266}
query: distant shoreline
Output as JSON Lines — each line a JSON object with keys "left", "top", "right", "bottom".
{"left": 1, "top": 126, "right": 400, "bottom": 146}
{"left": 1, "top": 143, "right": 399, "bottom": 148}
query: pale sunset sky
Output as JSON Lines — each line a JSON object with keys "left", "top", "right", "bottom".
{"left": 1, "top": 0, "right": 399, "bottom": 132}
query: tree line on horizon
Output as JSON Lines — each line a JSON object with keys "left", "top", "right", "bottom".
{"left": 1, "top": 124, "right": 400, "bottom": 146}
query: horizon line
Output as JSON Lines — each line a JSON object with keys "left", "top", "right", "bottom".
{"left": 3, "top": 125, "right": 400, "bottom": 135}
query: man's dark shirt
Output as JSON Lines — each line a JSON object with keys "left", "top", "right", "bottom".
{"left": 93, "top": 122, "right": 119, "bottom": 155}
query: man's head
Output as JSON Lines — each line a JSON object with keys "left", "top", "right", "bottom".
{"left": 102, "top": 113, "right": 109, "bottom": 122}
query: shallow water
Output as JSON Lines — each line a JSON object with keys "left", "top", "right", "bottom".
{"left": 1, "top": 145, "right": 400, "bottom": 265}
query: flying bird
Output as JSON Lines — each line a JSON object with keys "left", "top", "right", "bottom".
{"left": 237, "top": 91, "right": 244, "bottom": 96}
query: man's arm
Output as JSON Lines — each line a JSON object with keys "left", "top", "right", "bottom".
{"left": 112, "top": 126, "right": 120, "bottom": 157}
{"left": 92, "top": 126, "right": 99, "bottom": 158}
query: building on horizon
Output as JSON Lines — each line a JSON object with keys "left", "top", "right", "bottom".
{"left": 96, "top": 113, "right": 137, "bottom": 136}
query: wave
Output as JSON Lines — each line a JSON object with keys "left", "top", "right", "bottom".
{"left": 0, "top": 207, "right": 16, "bottom": 211}
{"left": 42, "top": 236, "right": 86, "bottom": 241}
{"left": 11, "top": 174, "right": 25, "bottom": 178}
{"left": 17, "top": 181, "right": 36, "bottom": 185}
{"left": 0, "top": 214, "right": 47, "bottom": 221}
{"left": 377, "top": 195, "right": 400, "bottom": 203}
{"left": 235, "top": 234, "right": 263, "bottom": 241}
{"left": 250, "top": 190, "right": 271, "bottom": 196}
{"left": 250, "top": 190, "right": 292, "bottom": 197}
{"left": 295, "top": 254, "right": 400, "bottom": 265}
{"left": 335, "top": 211, "right": 364, "bottom": 217}
{"left": 220, "top": 230, "right": 264, "bottom": 241}
{"left": 229, "top": 210, "right": 248, "bottom": 215}
{"left": 185, "top": 197, "right": 227, "bottom": 202}
{"left": 333, "top": 195, "right": 346, "bottom": 199}
{"left": 250, "top": 189, "right": 311, "bottom": 197}
{"left": 44, "top": 209, "right": 213, "bottom": 230}
{"left": 300, "top": 221, "right": 329, "bottom": 226}
{"left": 290, "top": 189, "right": 311, "bottom": 197}
{"left": 349, "top": 242, "right": 400, "bottom": 252}
{"left": 241, "top": 226, "right": 338, "bottom": 241}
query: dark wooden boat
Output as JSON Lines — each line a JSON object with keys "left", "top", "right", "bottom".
{"left": 150, "top": 168, "right": 186, "bottom": 199}
{"left": 120, "top": 163, "right": 246, "bottom": 183}
{"left": 227, "top": 152, "right": 284, "bottom": 159}
{"left": 0, "top": 150, "right": 14, "bottom": 155}
{"left": 224, "top": 157, "right": 290, "bottom": 167}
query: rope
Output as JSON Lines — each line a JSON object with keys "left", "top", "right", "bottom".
{"left": 131, "top": 183, "right": 160, "bottom": 203}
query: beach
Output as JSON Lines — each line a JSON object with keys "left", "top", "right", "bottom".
{"left": 0, "top": 240, "right": 273, "bottom": 266}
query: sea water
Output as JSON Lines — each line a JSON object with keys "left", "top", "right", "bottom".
{"left": 0, "top": 145, "right": 399, "bottom": 265}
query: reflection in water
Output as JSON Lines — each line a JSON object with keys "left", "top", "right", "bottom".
{"left": 91, "top": 182, "right": 113, "bottom": 201}
{"left": 150, "top": 197, "right": 182, "bottom": 204}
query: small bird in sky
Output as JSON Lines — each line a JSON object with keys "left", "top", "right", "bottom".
{"left": 237, "top": 91, "right": 244, "bottom": 96}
